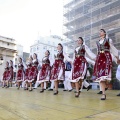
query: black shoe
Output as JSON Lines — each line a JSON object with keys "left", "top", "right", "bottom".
{"left": 97, "top": 91, "right": 102, "bottom": 94}
{"left": 75, "top": 91, "right": 80, "bottom": 98}
{"left": 40, "top": 89, "right": 44, "bottom": 93}
{"left": 105, "top": 88, "right": 108, "bottom": 91}
{"left": 101, "top": 94, "right": 106, "bottom": 100}
{"left": 87, "top": 85, "right": 92, "bottom": 91}
{"left": 17, "top": 87, "right": 20, "bottom": 90}
{"left": 53, "top": 91, "right": 58, "bottom": 95}
{"left": 48, "top": 89, "right": 53, "bottom": 91}
{"left": 63, "top": 89, "right": 67, "bottom": 91}
{"left": 117, "top": 93, "right": 120, "bottom": 96}
{"left": 68, "top": 89, "right": 73, "bottom": 92}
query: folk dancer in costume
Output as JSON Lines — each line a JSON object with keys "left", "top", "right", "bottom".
{"left": 2, "top": 61, "right": 10, "bottom": 88}
{"left": 36, "top": 50, "right": 51, "bottom": 93}
{"left": 68, "top": 37, "right": 96, "bottom": 97}
{"left": 6, "top": 60, "right": 14, "bottom": 87}
{"left": 16, "top": 57, "right": 24, "bottom": 89}
{"left": 28, "top": 53, "right": 39, "bottom": 91}
{"left": 93, "top": 29, "right": 119, "bottom": 100}
{"left": 50, "top": 43, "right": 71, "bottom": 95}
{"left": 24, "top": 56, "right": 33, "bottom": 90}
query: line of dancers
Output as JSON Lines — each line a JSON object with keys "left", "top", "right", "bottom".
{"left": 1, "top": 29, "right": 120, "bottom": 100}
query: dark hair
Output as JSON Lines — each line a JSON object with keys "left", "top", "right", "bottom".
{"left": 47, "top": 50, "right": 50, "bottom": 56}
{"left": 78, "top": 37, "right": 84, "bottom": 41}
{"left": 30, "top": 55, "right": 33, "bottom": 60}
{"left": 19, "top": 57, "right": 22, "bottom": 61}
{"left": 33, "top": 53, "right": 37, "bottom": 58}
{"left": 6, "top": 61, "right": 9, "bottom": 64}
{"left": 58, "top": 43, "right": 63, "bottom": 50}
{"left": 78, "top": 37, "right": 84, "bottom": 44}
{"left": 10, "top": 60, "right": 13, "bottom": 63}
{"left": 100, "top": 29, "right": 106, "bottom": 37}
{"left": 100, "top": 29, "right": 106, "bottom": 34}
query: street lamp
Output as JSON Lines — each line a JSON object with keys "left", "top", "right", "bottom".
{"left": 0, "top": 56, "right": 3, "bottom": 65}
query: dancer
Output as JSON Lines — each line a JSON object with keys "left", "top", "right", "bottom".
{"left": 37, "top": 50, "right": 51, "bottom": 93}
{"left": 5, "top": 60, "right": 14, "bottom": 87}
{"left": 50, "top": 43, "right": 70, "bottom": 95}
{"left": 2, "top": 61, "right": 10, "bottom": 88}
{"left": 28, "top": 53, "right": 38, "bottom": 91}
{"left": 16, "top": 57, "right": 24, "bottom": 89}
{"left": 24, "top": 56, "right": 33, "bottom": 90}
{"left": 93, "top": 29, "right": 119, "bottom": 100}
{"left": 68, "top": 37, "right": 96, "bottom": 97}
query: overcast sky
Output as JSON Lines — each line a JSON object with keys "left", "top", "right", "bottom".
{"left": 0, "top": 0, "right": 63, "bottom": 52}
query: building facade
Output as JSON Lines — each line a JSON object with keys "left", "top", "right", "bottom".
{"left": 0, "top": 36, "right": 17, "bottom": 78}
{"left": 63, "top": 0, "right": 120, "bottom": 53}
{"left": 30, "top": 35, "right": 63, "bottom": 64}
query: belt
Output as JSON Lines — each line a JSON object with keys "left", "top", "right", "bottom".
{"left": 75, "top": 54, "right": 84, "bottom": 57}
{"left": 55, "top": 58, "right": 63, "bottom": 60}
{"left": 99, "top": 50, "right": 110, "bottom": 53}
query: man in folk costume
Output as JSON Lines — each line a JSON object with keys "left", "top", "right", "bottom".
{"left": 28, "top": 53, "right": 39, "bottom": 91}
{"left": 68, "top": 37, "right": 96, "bottom": 97}
{"left": 93, "top": 29, "right": 119, "bottom": 100}
{"left": 16, "top": 57, "right": 24, "bottom": 89}
{"left": 36, "top": 50, "right": 51, "bottom": 93}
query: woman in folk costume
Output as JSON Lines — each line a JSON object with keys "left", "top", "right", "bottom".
{"left": 28, "top": 53, "right": 39, "bottom": 91}
{"left": 2, "top": 61, "right": 10, "bottom": 88}
{"left": 68, "top": 37, "right": 96, "bottom": 97}
{"left": 24, "top": 56, "right": 33, "bottom": 90}
{"left": 5, "top": 60, "right": 14, "bottom": 88}
{"left": 93, "top": 29, "right": 119, "bottom": 100}
{"left": 16, "top": 57, "right": 24, "bottom": 89}
{"left": 37, "top": 50, "right": 51, "bottom": 93}
{"left": 50, "top": 43, "right": 66, "bottom": 95}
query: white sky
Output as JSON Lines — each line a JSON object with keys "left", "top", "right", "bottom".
{"left": 0, "top": 0, "right": 63, "bottom": 52}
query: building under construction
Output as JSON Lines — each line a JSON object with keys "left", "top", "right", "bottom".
{"left": 63, "top": 0, "right": 120, "bottom": 53}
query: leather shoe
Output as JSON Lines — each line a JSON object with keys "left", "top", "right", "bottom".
{"left": 97, "top": 91, "right": 102, "bottom": 94}
{"left": 117, "top": 93, "right": 120, "bottom": 96}
{"left": 87, "top": 85, "right": 92, "bottom": 91}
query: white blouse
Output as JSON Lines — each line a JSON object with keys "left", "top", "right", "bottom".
{"left": 99, "top": 38, "right": 118, "bottom": 57}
